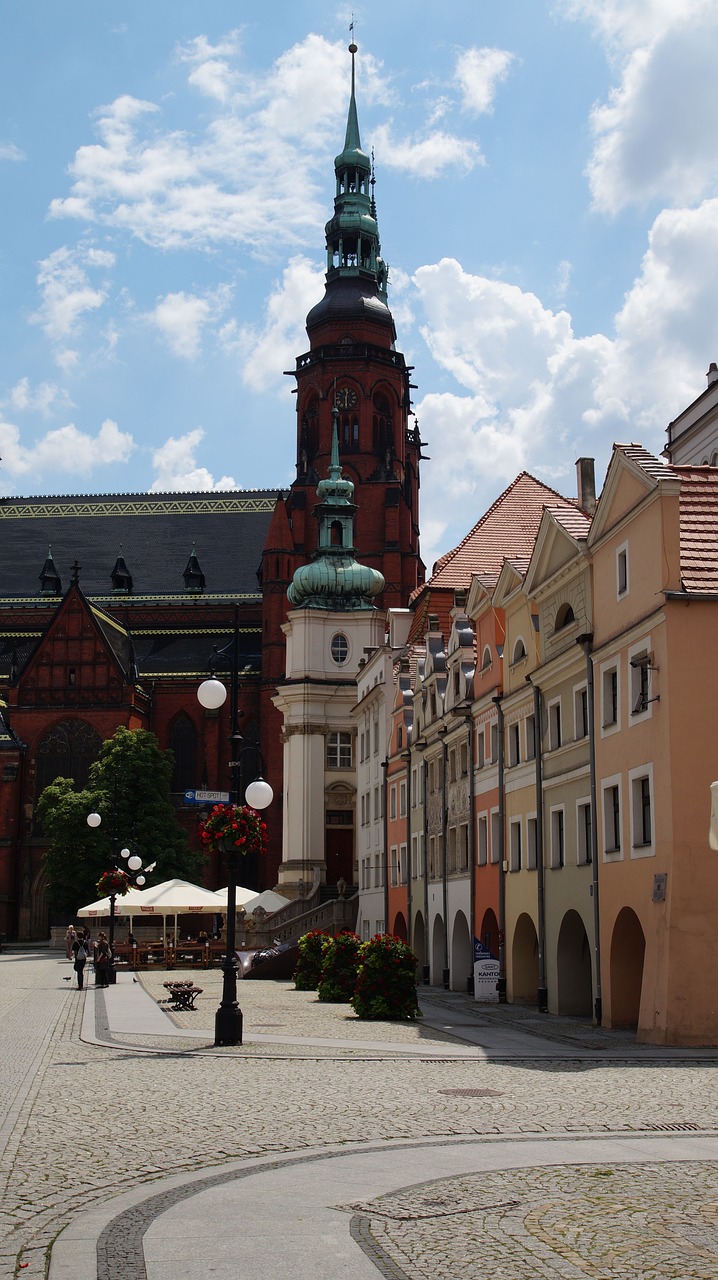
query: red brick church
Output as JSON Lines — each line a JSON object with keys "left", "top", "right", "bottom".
{"left": 0, "top": 43, "right": 425, "bottom": 939}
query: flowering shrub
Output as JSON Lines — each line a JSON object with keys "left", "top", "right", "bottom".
{"left": 317, "top": 930, "right": 362, "bottom": 1003}
{"left": 96, "top": 869, "right": 131, "bottom": 898}
{"left": 293, "top": 929, "right": 329, "bottom": 990}
{"left": 199, "top": 804, "right": 267, "bottom": 857}
{"left": 351, "top": 934, "right": 420, "bottom": 1020}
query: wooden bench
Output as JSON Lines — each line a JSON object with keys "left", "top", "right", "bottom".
{"left": 164, "top": 982, "right": 203, "bottom": 1011}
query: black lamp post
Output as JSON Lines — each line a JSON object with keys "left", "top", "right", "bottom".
{"left": 86, "top": 811, "right": 153, "bottom": 981}
{"left": 198, "top": 622, "right": 273, "bottom": 1047}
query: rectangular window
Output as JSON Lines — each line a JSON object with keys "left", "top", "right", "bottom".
{"left": 549, "top": 699, "right": 562, "bottom": 751}
{"left": 602, "top": 667, "right": 619, "bottom": 729}
{"left": 374, "top": 853, "right": 383, "bottom": 888}
{"left": 550, "top": 808, "right": 565, "bottom": 869}
{"left": 490, "top": 723, "right": 499, "bottom": 763}
{"left": 326, "top": 731, "right": 352, "bottom": 768}
{"left": 362, "top": 920, "right": 371, "bottom": 941}
{"left": 508, "top": 722, "right": 520, "bottom": 767}
{"left": 603, "top": 781, "right": 621, "bottom": 854}
{"left": 490, "top": 811, "right": 501, "bottom": 864}
{"left": 399, "top": 843, "right": 408, "bottom": 884}
{"left": 526, "top": 714, "right": 536, "bottom": 761}
{"left": 527, "top": 816, "right": 538, "bottom": 871}
{"left": 509, "top": 819, "right": 522, "bottom": 872}
{"left": 477, "top": 815, "right": 488, "bottom": 866}
{"left": 390, "top": 846, "right": 398, "bottom": 887}
{"left": 411, "top": 768, "right": 418, "bottom": 806}
{"left": 399, "top": 780, "right": 407, "bottom": 817}
{"left": 448, "top": 826, "right": 457, "bottom": 873}
{"left": 389, "top": 785, "right": 397, "bottom": 821}
{"left": 630, "top": 650, "right": 652, "bottom": 716}
{"left": 373, "top": 719, "right": 379, "bottom": 754}
{"left": 459, "top": 823, "right": 469, "bottom": 870}
{"left": 449, "top": 749, "right": 457, "bottom": 783}
{"left": 376, "top": 920, "right": 385, "bottom": 936}
{"left": 460, "top": 741, "right": 468, "bottom": 776}
{"left": 577, "top": 800, "right": 592, "bottom": 865}
{"left": 631, "top": 772, "right": 653, "bottom": 849}
{"left": 574, "top": 686, "right": 588, "bottom": 740}
{"left": 429, "top": 836, "right": 436, "bottom": 879}
{"left": 477, "top": 729, "right": 485, "bottom": 769}
{"left": 617, "top": 542, "right": 629, "bottom": 597}
{"left": 411, "top": 834, "right": 419, "bottom": 878}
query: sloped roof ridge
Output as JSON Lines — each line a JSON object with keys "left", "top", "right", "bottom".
{"left": 0, "top": 487, "right": 285, "bottom": 502}
{"left": 615, "top": 443, "right": 669, "bottom": 480}
{"left": 428, "top": 471, "right": 577, "bottom": 580}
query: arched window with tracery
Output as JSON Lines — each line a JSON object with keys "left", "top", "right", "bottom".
{"left": 35, "top": 719, "right": 102, "bottom": 802}
{"left": 372, "top": 392, "right": 392, "bottom": 455}
{"left": 169, "top": 712, "right": 197, "bottom": 794}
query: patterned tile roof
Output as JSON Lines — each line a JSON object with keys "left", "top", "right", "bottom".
{"left": 616, "top": 443, "right": 671, "bottom": 483}
{"left": 543, "top": 503, "right": 592, "bottom": 541}
{"left": 672, "top": 467, "right": 718, "bottom": 593}
{"left": 0, "top": 490, "right": 282, "bottom": 599}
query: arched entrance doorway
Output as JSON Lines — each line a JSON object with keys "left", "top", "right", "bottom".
{"left": 451, "top": 910, "right": 472, "bottom": 992}
{"left": 479, "top": 908, "right": 499, "bottom": 959}
{"left": 431, "top": 914, "right": 446, "bottom": 986}
{"left": 610, "top": 907, "right": 645, "bottom": 1029}
{"left": 556, "top": 910, "right": 593, "bottom": 1016}
{"left": 392, "top": 911, "right": 407, "bottom": 941}
{"left": 512, "top": 913, "right": 539, "bottom": 1004}
{"left": 413, "top": 911, "right": 426, "bottom": 980}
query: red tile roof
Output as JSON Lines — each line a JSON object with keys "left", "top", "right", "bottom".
{"left": 672, "top": 467, "right": 718, "bottom": 593}
{"left": 544, "top": 502, "right": 592, "bottom": 541}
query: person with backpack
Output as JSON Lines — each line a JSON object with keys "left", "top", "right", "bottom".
{"left": 72, "top": 935, "right": 88, "bottom": 989}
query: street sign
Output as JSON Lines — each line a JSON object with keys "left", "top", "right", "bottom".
{"left": 184, "top": 790, "right": 230, "bottom": 804}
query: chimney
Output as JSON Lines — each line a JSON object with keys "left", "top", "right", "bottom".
{"left": 707, "top": 362, "right": 718, "bottom": 387}
{"left": 575, "top": 457, "right": 596, "bottom": 517}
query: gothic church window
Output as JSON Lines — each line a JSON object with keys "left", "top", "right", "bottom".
{"left": 169, "top": 712, "right": 197, "bottom": 794}
{"left": 35, "top": 719, "right": 102, "bottom": 802}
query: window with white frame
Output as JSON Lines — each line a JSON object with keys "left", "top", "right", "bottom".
{"left": 481, "top": 645, "right": 492, "bottom": 671}
{"left": 548, "top": 698, "right": 562, "bottom": 751}
{"left": 527, "top": 816, "right": 538, "bottom": 870}
{"left": 490, "top": 810, "right": 501, "bottom": 864}
{"left": 629, "top": 765, "right": 654, "bottom": 856}
{"left": 373, "top": 719, "right": 379, "bottom": 754}
{"left": 629, "top": 644, "right": 654, "bottom": 718}
{"left": 460, "top": 741, "right": 468, "bottom": 775}
{"left": 399, "top": 780, "right": 407, "bottom": 817}
{"left": 400, "top": 843, "right": 408, "bottom": 884}
{"left": 477, "top": 728, "right": 485, "bottom": 769}
{"left": 331, "top": 632, "right": 349, "bottom": 664}
{"left": 326, "top": 731, "right": 352, "bottom": 768}
{"left": 601, "top": 664, "right": 619, "bottom": 731}
{"left": 448, "top": 826, "right": 457, "bottom": 872}
{"left": 459, "top": 823, "right": 469, "bottom": 870}
{"left": 616, "top": 541, "right": 629, "bottom": 597}
{"left": 508, "top": 721, "right": 520, "bottom": 767}
{"left": 550, "top": 807, "right": 565, "bottom": 869}
{"left": 411, "top": 834, "right": 419, "bottom": 878}
{"left": 577, "top": 799, "right": 592, "bottom": 865}
{"left": 390, "top": 846, "right": 399, "bottom": 887}
{"left": 574, "top": 685, "right": 589, "bottom": 740}
{"left": 602, "top": 776, "right": 622, "bottom": 855}
{"left": 509, "top": 819, "right": 522, "bottom": 871}
{"left": 429, "top": 836, "right": 436, "bottom": 879}
{"left": 526, "top": 713, "right": 536, "bottom": 760}
{"left": 373, "top": 786, "right": 381, "bottom": 821}
{"left": 490, "top": 723, "right": 499, "bottom": 762}
{"left": 449, "top": 748, "right": 457, "bottom": 783}
{"left": 477, "top": 814, "right": 488, "bottom": 866}
{"left": 411, "top": 767, "right": 418, "bottom": 806}
{"left": 389, "top": 785, "right": 397, "bottom": 821}
{"left": 374, "top": 853, "right": 383, "bottom": 887}
{"left": 362, "top": 920, "right": 371, "bottom": 941}
{"left": 376, "top": 920, "right": 385, "bottom": 936}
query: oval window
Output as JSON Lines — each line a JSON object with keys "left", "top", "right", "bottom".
{"left": 331, "top": 633, "right": 349, "bottom": 665}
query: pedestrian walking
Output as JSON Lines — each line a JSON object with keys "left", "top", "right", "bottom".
{"left": 64, "top": 926, "right": 75, "bottom": 960}
{"left": 94, "top": 933, "right": 112, "bottom": 987}
{"left": 72, "top": 935, "right": 88, "bottom": 989}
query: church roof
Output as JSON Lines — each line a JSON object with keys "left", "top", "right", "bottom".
{"left": 0, "top": 490, "right": 282, "bottom": 601}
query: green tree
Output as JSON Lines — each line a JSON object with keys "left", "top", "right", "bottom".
{"left": 37, "top": 727, "right": 205, "bottom": 916}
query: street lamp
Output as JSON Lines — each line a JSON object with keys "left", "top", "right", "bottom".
{"left": 86, "top": 810, "right": 153, "bottom": 980}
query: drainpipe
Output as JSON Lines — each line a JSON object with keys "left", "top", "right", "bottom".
{"left": 577, "top": 632, "right": 603, "bottom": 1026}
{"left": 440, "top": 727, "right": 450, "bottom": 988}
{"left": 403, "top": 750, "right": 412, "bottom": 948}
{"left": 529, "top": 677, "right": 548, "bottom": 1012}
{"left": 421, "top": 753, "right": 429, "bottom": 983}
{"left": 467, "top": 717, "right": 475, "bottom": 993}
{"left": 492, "top": 695, "right": 507, "bottom": 1003}
{"left": 381, "top": 759, "right": 389, "bottom": 934}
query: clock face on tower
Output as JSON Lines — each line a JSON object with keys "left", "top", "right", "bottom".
{"left": 334, "top": 386, "right": 358, "bottom": 410}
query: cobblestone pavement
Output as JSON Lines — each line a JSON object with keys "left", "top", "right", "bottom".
{"left": 2, "top": 952, "right": 718, "bottom": 1280}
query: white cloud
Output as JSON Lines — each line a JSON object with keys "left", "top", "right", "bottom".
{"left": 555, "top": 0, "right": 711, "bottom": 53}
{"left": 148, "top": 285, "right": 232, "bottom": 359}
{"left": 3, "top": 378, "right": 72, "bottom": 417}
{"left": 455, "top": 47, "right": 515, "bottom": 116}
{"left": 411, "top": 201, "right": 718, "bottom": 565}
{"left": 149, "top": 427, "right": 236, "bottom": 491}
{"left": 372, "top": 124, "right": 483, "bottom": 179}
{"left": 229, "top": 255, "right": 325, "bottom": 394}
{"left": 31, "top": 245, "right": 115, "bottom": 360}
{"left": 48, "top": 34, "right": 480, "bottom": 254}
{"left": 0, "top": 416, "right": 134, "bottom": 480}
{"left": 0, "top": 142, "right": 25, "bottom": 162}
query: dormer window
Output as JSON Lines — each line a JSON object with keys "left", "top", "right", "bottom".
{"left": 512, "top": 638, "right": 527, "bottom": 664}
{"left": 481, "top": 646, "right": 492, "bottom": 672}
{"left": 554, "top": 603, "right": 575, "bottom": 632}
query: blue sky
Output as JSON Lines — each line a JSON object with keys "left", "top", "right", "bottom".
{"left": 2, "top": 1, "right": 718, "bottom": 571}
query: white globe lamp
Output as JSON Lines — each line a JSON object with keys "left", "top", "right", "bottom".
{"left": 244, "top": 777, "right": 273, "bottom": 810}
{"left": 87, "top": 812, "right": 101, "bottom": 828}
{"left": 198, "top": 678, "right": 227, "bottom": 710}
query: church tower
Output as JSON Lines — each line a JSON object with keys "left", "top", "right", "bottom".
{"left": 260, "top": 41, "right": 425, "bottom": 887}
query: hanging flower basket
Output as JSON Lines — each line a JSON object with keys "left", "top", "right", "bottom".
{"left": 199, "top": 804, "right": 267, "bottom": 858}
{"left": 96, "top": 869, "right": 131, "bottom": 898}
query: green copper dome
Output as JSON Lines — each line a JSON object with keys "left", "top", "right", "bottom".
{"left": 288, "top": 411, "right": 385, "bottom": 611}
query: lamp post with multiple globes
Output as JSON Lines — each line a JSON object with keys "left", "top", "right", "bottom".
{"left": 198, "top": 652, "right": 274, "bottom": 1046}
{"left": 85, "top": 810, "right": 154, "bottom": 982}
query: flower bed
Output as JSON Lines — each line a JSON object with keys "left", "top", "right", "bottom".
{"left": 351, "top": 934, "right": 420, "bottom": 1020}
{"left": 317, "top": 930, "right": 361, "bottom": 1003}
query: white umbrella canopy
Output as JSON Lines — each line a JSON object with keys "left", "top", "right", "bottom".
{"left": 243, "top": 890, "right": 290, "bottom": 916}
{"left": 77, "top": 895, "right": 113, "bottom": 918}
{"left": 131, "top": 878, "right": 223, "bottom": 913}
{"left": 215, "top": 885, "right": 261, "bottom": 909}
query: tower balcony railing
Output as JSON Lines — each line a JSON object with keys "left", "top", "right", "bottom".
{"left": 294, "top": 343, "right": 407, "bottom": 373}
